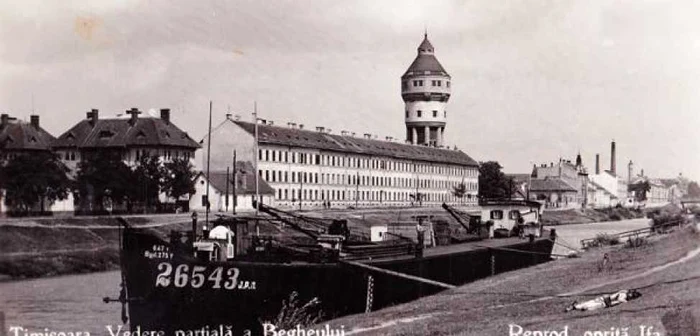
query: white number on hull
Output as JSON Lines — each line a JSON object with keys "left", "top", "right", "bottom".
{"left": 155, "top": 262, "right": 172, "bottom": 287}
{"left": 153, "top": 263, "right": 255, "bottom": 290}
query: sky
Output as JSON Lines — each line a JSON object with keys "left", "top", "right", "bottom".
{"left": 1, "top": 0, "right": 699, "bottom": 181}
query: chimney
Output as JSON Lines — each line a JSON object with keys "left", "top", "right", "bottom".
{"left": 351, "top": 132, "right": 356, "bottom": 137}
{"left": 87, "top": 109, "right": 99, "bottom": 126}
{"left": 30, "top": 115, "right": 39, "bottom": 129}
{"left": 268, "top": 120, "right": 274, "bottom": 126}
{"left": 610, "top": 140, "right": 616, "bottom": 174}
{"left": 341, "top": 130, "right": 348, "bottom": 136}
{"left": 595, "top": 154, "right": 600, "bottom": 174}
{"left": 550, "top": 162, "right": 553, "bottom": 167}
{"left": 160, "top": 108, "right": 170, "bottom": 124}
{"left": 363, "top": 133, "right": 371, "bottom": 139}
{"left": 126, "top": 108, "right": 140, "bottom": 125}
{"left": 287, "top": 122, "right": 295, "bottom": 128}
{"left": 316, "top": 126, "right": 325, "bottom": 132}
{"left": 1, "top": 114, "right": 8, "bottom": 127}
{"left": 298, "top": 124, "right": 304, "bottom": 130}
{"left": 225, "top": 113, "right": 232, "bottom": 120}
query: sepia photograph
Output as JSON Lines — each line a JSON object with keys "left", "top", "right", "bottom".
{"left": 1, "top": 1, "right": 699, "bottom": 335}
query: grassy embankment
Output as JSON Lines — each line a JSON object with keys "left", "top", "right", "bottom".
{"left": 324, "top": 221, "right": 700, "bottom": 335}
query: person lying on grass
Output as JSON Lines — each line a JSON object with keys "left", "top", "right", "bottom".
{"left": 565, "top": 289, "right": 642, "bottom": 312}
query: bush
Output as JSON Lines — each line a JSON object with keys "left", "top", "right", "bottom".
{"left": 588, "top": 233, "right": 620, "bottom": 247}
{"left": 262, "top": 291, "right": 324, "bottom": 330}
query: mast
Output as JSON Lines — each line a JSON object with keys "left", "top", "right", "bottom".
{"left": 232, "top": 149, "right": 237, "bottom": 215}
{"left": 253, "top": 102, "right": 260, "bottom": 235}
{"left": 205, "top": 101, "right": 212, "bottom": 231}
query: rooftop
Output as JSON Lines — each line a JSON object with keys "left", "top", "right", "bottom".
{"left": 0, "top": 114, "right": 55, "bottom": 152}
{"left": 233, "top": 120, "right": 479, "bottom": 167}
{"left": 53, "top": 109, "right": 200, "bottom": 150}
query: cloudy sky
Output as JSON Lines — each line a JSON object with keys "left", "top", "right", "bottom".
{"left": 1, "top": 0, "right": 699, "bottom": 180}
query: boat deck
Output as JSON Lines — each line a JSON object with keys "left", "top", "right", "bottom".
{"left": 364, "top": 236, "right": 548, "bottom": 265}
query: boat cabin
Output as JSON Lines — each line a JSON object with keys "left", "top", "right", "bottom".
{"left": 478, "top": 199, "right": 544, "bottom": 238}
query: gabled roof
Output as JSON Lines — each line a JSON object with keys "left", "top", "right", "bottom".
{"left": 529, "top": 178, "right": 578, "bottom": 192}
{"left": 54, "top": 116, "right": 200, "bottom": 150}
{"left": 0, "top": 119, "right": 55, "bottom": 151}
{"left": 197, "top": 161, "right": 274, "bottom": 195}
{"left": 233, "top": 121, "right": 478, "bottom": 167}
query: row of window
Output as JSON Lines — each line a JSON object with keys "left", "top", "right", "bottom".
{"left": 258, "top": 149, "right": 476, "bottom": 176}
{"left": 490, "top": 210, "right": 522, "bottom": 220}
{"left": 260, "top": 169, "right": 477, "bottom": 190}
{"left": 58, "top": 149, "right": 193, "bottom": 162}
{"left": 275, "top": 188, "right": 473, "bottom": 203}
{"left": 403, "top": 80, "right": 451, "bottom": 89}
{"left": 406, "top": 110, "right": 447, "bottom": 118}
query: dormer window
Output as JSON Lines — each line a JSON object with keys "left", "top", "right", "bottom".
{"left": 136, "top": 130, "right": 146, "bottom": 139}
{"left": 29, "top": 136, "right": 37, "bottom": 143}
{"left": 417, "top": 110, "right": 422, "bottom": 118}
{"left": 98, "top": 130, "right": 115, "bottom": 139}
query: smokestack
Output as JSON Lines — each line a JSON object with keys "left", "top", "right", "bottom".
{"left": 126, "top": 108, "right": 139, "bottom": 126}
{"left": 30, "top": 115, "right": 39, "bottom": 129}
{"left": 595, "top": 154, "right": 600, "bottom": 174}
{"left": 610, "top": 140, "right": 616, "bottom": 174}
{"left": 628, "top": 160, "right": 633, "bottom": 184}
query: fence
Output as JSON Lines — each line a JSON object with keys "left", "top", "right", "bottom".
{"left": 580, "top": 219, "right": 685, "bottom": 249}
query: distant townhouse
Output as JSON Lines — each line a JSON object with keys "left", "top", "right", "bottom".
{"left": 531, "top": 154, "right": 589, "bottom": 209}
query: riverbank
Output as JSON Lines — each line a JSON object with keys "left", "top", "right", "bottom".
{"left": 323, "top": 222, "right": 700, "bottom": 335}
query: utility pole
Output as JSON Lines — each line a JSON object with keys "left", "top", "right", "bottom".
{"left": 355, "top": 171, "right": 359, "bottom": 208}
{"left": 299, "top": 173, "right": 303, "bottom": 211}
{"left": 205, "top": 101, "right": 212, "bottom": 232}
{"left": 225, "top": 166, "right": 230, "bottom": 212}
{"left": 232, "top": 150, "right": 237, "bottom": 215}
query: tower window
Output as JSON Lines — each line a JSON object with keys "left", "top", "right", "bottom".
{"left": 413, "top": 80, "right": 418, "bottom": 87}
{"left": 431, "top": 80, "right": 436, "bottom": 86}
{"left": 433, "top": 110, "right": 438, "bottom": 117}
{"left": 418, "top": 80, "right": 423, "bottom": 86}
{"left": 437, "top": 80, "right": 442, "bottom": 87}
{"left": 417, "top": 110, "right": 422, "bottom": 117}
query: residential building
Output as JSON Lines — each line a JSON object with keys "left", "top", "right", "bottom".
{"left": 53, "top": 108, "right": 200, "bottom": 211}
{"left": 0, "top": 114, "right": 58, "bottom": 213}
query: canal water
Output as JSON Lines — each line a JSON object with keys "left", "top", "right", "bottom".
{"left": 0, "top": 271, "right": 125, "bottom": 335}
{"left": 0, "top": 218, "right": 650, "bottom": 335}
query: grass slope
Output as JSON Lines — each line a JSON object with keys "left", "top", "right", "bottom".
{"left": 324, "top": 224, "right": 700, "bottom": 335}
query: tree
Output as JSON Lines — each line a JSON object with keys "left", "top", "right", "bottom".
{"left": 162, "top": 157, "right": 197, "bottom": 201}
{"left": 628, "top": 181, "right": 651, "bottom": 202}
{"left": 0, "top": 152, "right": 71, "bottom": 213}
{"left": 132, "top": 155, "right": 165, "bottom": 207}
{"left": 687, "top": 181, "right": 700, "bottom": 198}
{"left": 478, "top": 161, "right": 515, "bottom": 199}
{"left": 452, "top": 182, "right": 467, "bottom": 204}
{"left": 76, "top": 151, "right": 134, "bottom": 212}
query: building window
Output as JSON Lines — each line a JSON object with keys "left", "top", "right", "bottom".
{"left": 446, "top": 81, "right": 450, "bottom": 88}
{"left": 417, "top": 110, "right": 422, "bottom": 118}
{"left": 431, "top": 80, "right": 437, "bottom": 86}
{"left": 419, "top": 80, "right": 423, "bottom": 86}
{"left": 490, "top": 210, "right": 504, "bottom": 220}
{"left": 405, "top": 110, "right": 409, "bottom": 118}
{"left": 508, "top": 210, "right": 521, "bottom": 220}
{"left": 433, "top": 110, "right": 437, "bottom": 117}
{"left": 437, "top": 80, "right": 441, "bottom": 87}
